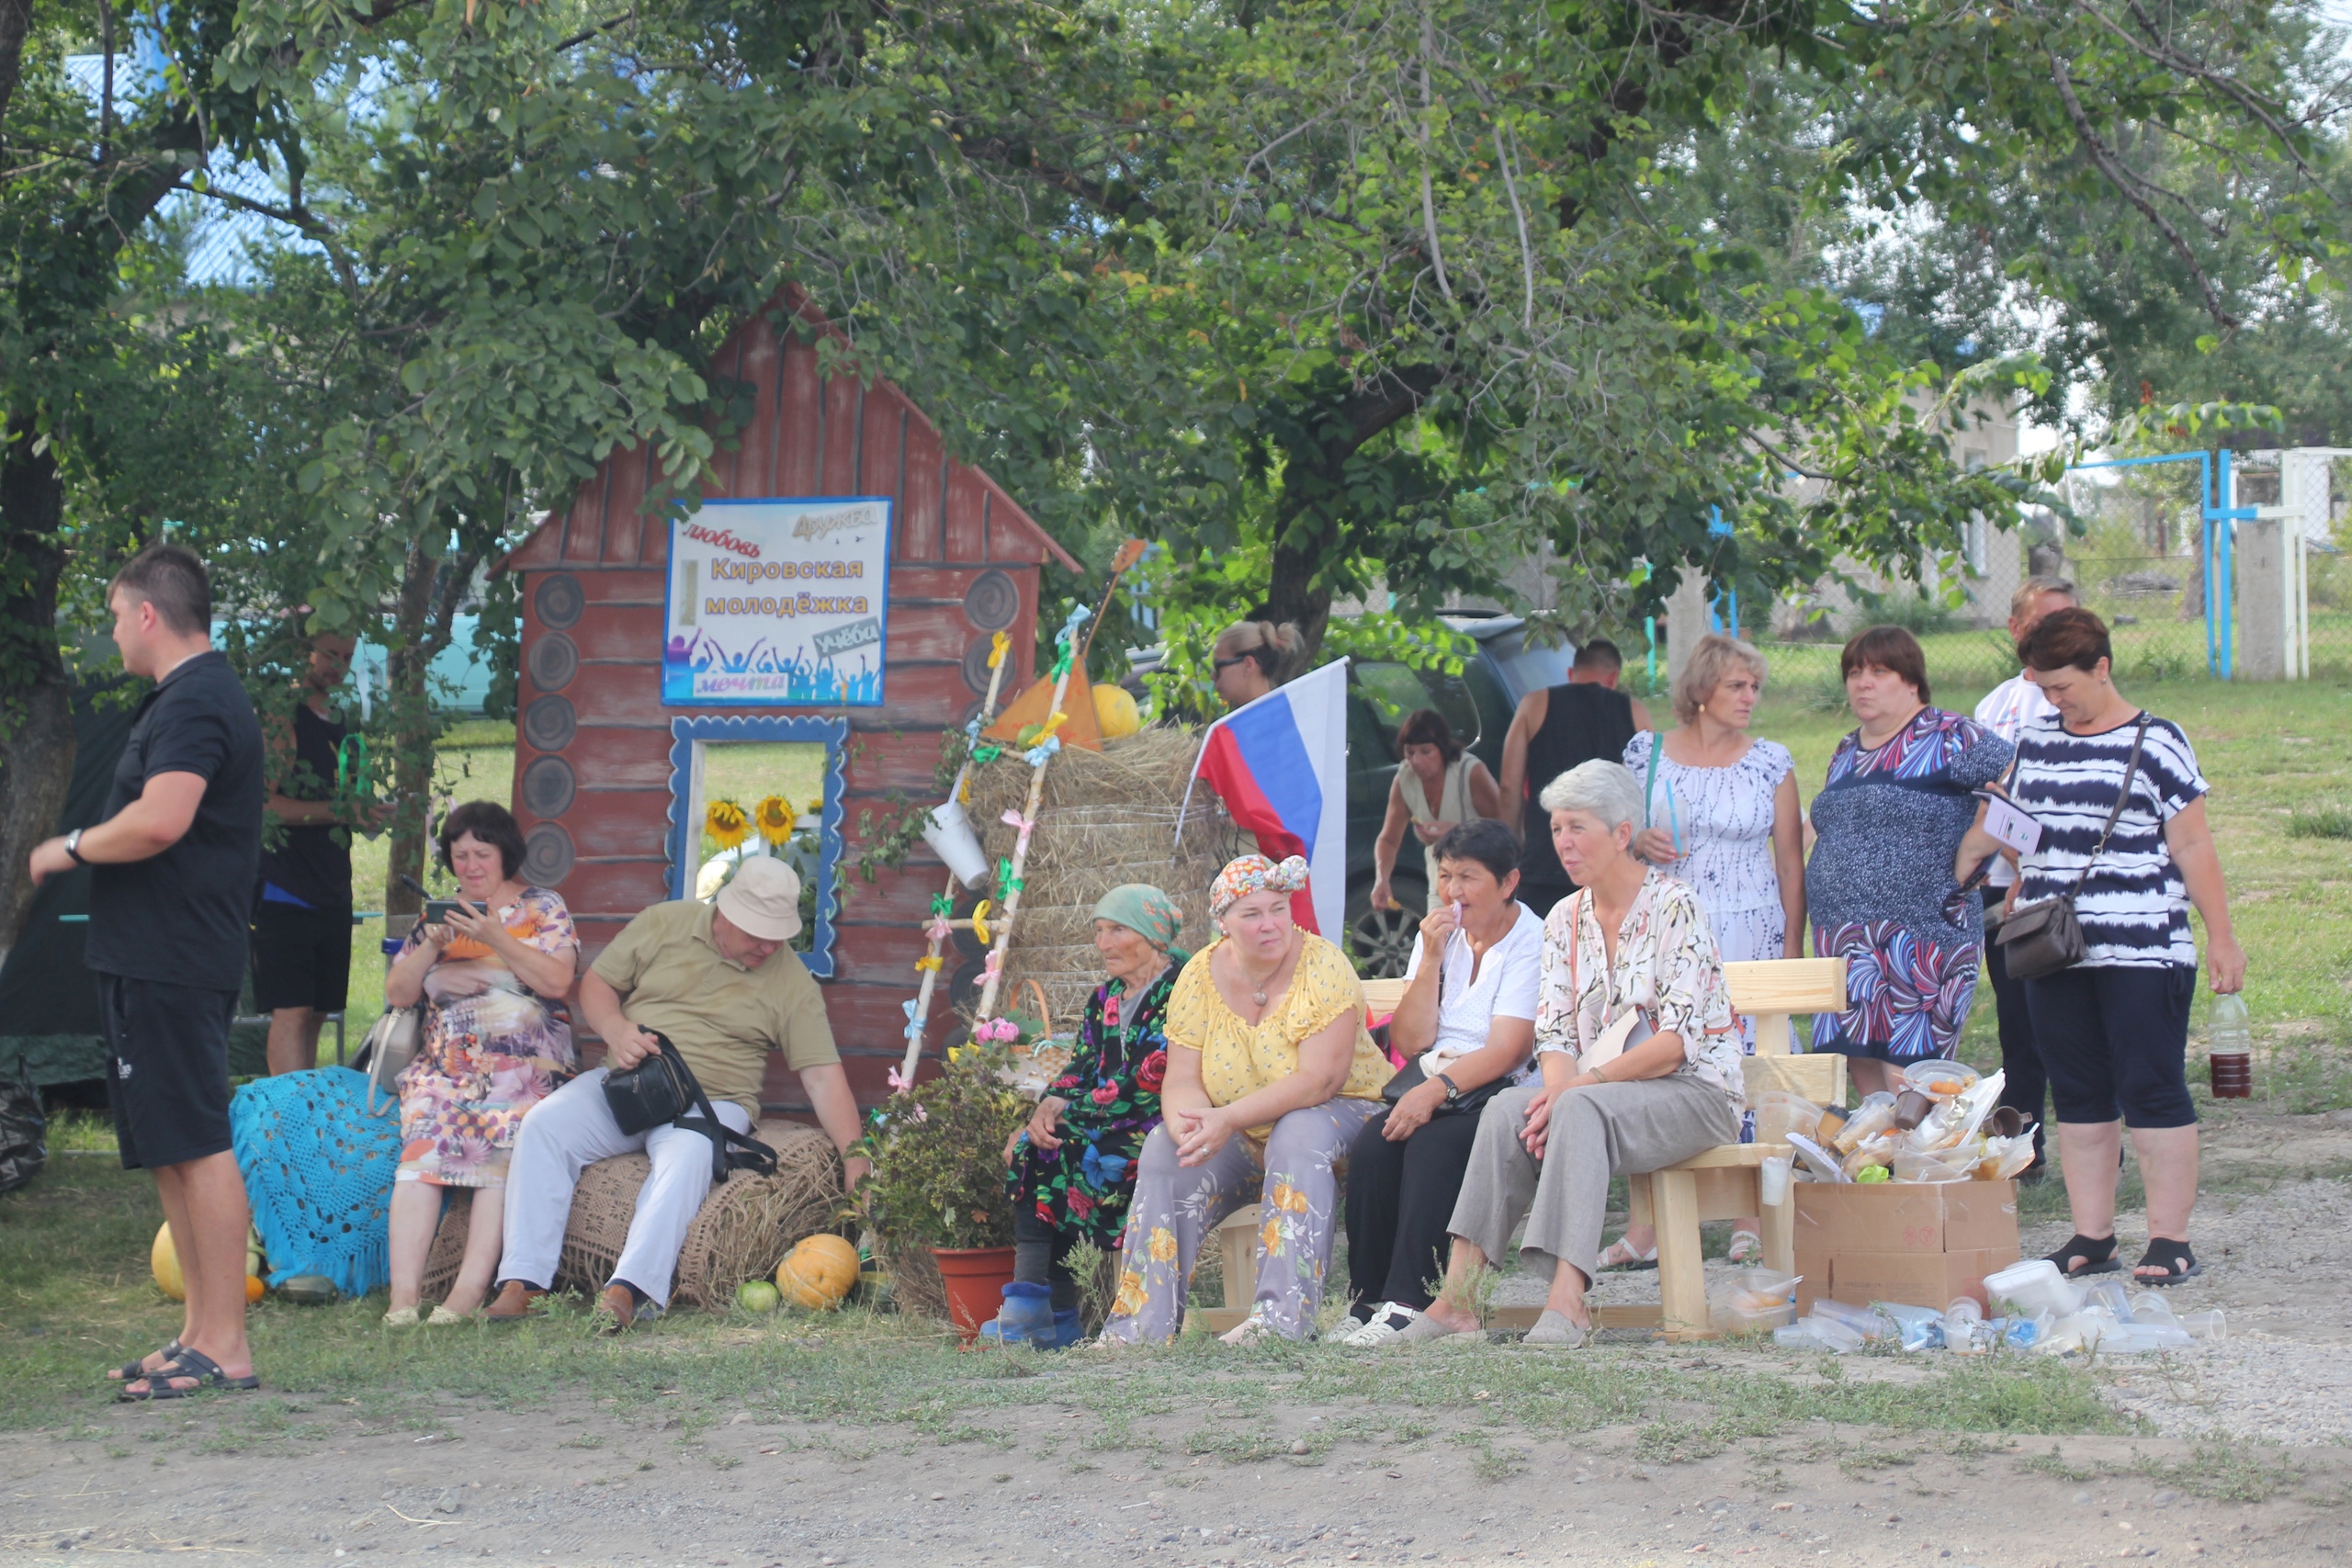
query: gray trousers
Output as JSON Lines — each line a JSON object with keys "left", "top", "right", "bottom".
{"left": 1448, "top": 1077, "right": 1738, "bottom": 1290}
{"left": 497, "top": 1068, "right": 753, "bottom": 1308}
{"left": 1102, "top": 1096, "right": 1380, "bottom": 1344}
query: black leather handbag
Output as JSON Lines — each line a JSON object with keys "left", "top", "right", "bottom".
{"left": 1996, "top": 716, "right": 2149, "bottom": 983}
{"left": 1376, "top": 942, "right": 1510, "bottom": 1119}
{"left": 602, "top": 1032, "right": 778, "bottom": 1184}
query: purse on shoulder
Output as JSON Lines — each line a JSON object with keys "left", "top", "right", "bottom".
{"left": 1995, "top": 716, "right": 2148, "bottom": 983}
{"left": 602, "top": 1032, "right": 778, "bottom": 1184}
{"left": 356, "top": 1005, "right": 423, "bottom": 1116}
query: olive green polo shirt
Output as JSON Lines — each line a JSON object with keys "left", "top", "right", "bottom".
{"left": 590, "top": 899, "right": 838, "bottom": 1119}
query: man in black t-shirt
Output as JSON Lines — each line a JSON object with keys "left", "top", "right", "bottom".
{"left": 1496, "top": 639, "right": 1653, "bottom": 916}
{"left": 29, "top": 545, "right": 266, "bottom": 1399}
{"left": 254, "top": 630, "right": 386, "bottom": 1074}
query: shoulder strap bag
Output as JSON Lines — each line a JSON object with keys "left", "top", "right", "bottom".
{"left": 1994, "top": 716, "right": 2150, "bottom": 983}
{"left": 602, "top": 1032, "right": 778, "bottom": 1184}
{"left": 357, "top": 1005, "right": 423, "bottom": 1117}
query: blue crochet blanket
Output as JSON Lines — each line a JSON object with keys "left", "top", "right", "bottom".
{"left": 230, "top": 1066, "right": 399, "bottom": 1299}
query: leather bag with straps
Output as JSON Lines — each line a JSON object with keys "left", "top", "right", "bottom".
{"left": 1995, "top": 714, "right": 2151, "bottom": 983}
{"left": 602, "top": 1032, "right": 778, "bottom": 1184}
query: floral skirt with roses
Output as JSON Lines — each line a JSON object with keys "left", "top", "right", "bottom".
{"left": 1003, "top": 969, "right": 1177, "bottom": 1250}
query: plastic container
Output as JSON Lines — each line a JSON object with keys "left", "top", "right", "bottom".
{"left": 2003, "top": 1311, "right": 2052, "bottom": 1349}
{"left": 2206, "top": 993, "right": 2252, "bottom": 1098}
{"left": 2130, "top": 1292, "right": 2181, "bottom": 1328}
{"left": 2037, "top": 1315, "right": 2087, "bottom": 1356}
{"left": 1790, "top": 1312, "right": 1869, "bottom": 1353}
{"left": 1751, "top": 1091, "right": 1825, "bottom": 1145}
{"left": 1984, "top": 1258, "right": 2086, "bottom": 1321}
{"left": 1833, "top": 1093, "right": 1898, "bottom": 1154}
{"left": 1758, "top": 1154, "right": 1792, "bottom": 1207}
{"left": 1891, "top": 1150, "right": 1967, "bottom": 1184}
{"left": 2179, "top": 1308, "right": 2227, "bottom": 1340}
{"left": 1876, "top": 1302, "right": 1945, "bottom": 1352}
{"left": 1901, "top": 1059, "right": 1983, "bottom": 1100}
{"left": 1811, "top": 1298, "right": 1885, "bottom": 1341}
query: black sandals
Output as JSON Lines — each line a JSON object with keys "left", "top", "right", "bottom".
{"left": 2134, "top": 1238, "right": 2202, "bottom": 1286}
{"left": 2045, "top": 1233, "right": 2122, "bottom": 1277}
{"left": 109, "top": 1340, "right": 181, "bottom": 1383}
{"left": 116, "top": 1348, "right": 259, "bottom": 1402}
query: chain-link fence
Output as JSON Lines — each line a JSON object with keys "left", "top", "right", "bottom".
{"left": 1606, "top": 447, "right": 2352, "bottom": 705}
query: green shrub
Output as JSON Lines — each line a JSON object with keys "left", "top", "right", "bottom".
{"left": 851, "top": 1055, "right": 1025, "bottom": 1250}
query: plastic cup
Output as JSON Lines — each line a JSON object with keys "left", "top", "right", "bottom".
{"left": 2179, "top": 1308, "right": 2227, "bottom": 1340}
{"left": 919, "top": 798, "right": 991, "bottom": 887}
{"left": 1759, "top": 1154, "right": 1792, "bottom": 1207}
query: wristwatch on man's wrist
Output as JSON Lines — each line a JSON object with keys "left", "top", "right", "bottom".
{"left": 1436, "top": 1071, "right": 1461, "bottom": 1104}
{"left": 62, "top": 829, "right": 85, "bottom": 863}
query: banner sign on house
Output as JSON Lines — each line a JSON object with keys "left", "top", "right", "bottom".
{"left": 662, "top": 498, "right": 893, "bottom": 705}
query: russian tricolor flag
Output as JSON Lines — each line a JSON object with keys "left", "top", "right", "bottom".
{"left": 1183, "top": 658, "right": 1350, "bottom": 936}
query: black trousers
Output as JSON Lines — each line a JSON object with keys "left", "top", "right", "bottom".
{"left": 1013, "top": 1207, "right": 1083, "bottom": 1311}
{"left": 1344, "top": 1106, "right": 1485, "bottom": 1312}
{"left": 1982, "top": 888, "right": 2048, "bottom": 1163}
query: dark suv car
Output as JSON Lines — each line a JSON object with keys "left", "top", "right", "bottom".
{"left": 1342, "top": 616, "right": 1572, "bottom": 976}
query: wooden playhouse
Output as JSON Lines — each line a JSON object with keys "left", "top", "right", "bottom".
{"left": 498, "top": 292, "right": 1076, "bottom": 1115}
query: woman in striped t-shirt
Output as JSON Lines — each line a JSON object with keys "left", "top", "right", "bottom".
{"left": 2000, "top": 608, "right": 2245, "bottom": 1287}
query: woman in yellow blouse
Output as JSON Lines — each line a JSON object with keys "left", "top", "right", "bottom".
{"left": 1100, "top": 854, "right": 1391, "bottom": 1345}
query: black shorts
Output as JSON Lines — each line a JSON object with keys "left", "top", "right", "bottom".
{"left": 249, "top": 901, "right": 353, "bottom": 1014}
{"left": 98, "top": 974, "right": 237, "bottom": 1170}
{"left": 2023, "top": 963, "right": 2199, "bottom": 1130}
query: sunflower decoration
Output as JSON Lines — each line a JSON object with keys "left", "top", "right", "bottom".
{"left": 706, "top": 798, "right": 751, "bottom": 852}
{"left": 754, "top": 795, "right": 797, "bottom": 847}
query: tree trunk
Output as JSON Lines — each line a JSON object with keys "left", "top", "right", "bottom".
{"left": 0, "top": 0, "right": 34, "bottom": 137}
{"left": 1263, "top": 517, "right": 1340, "bottom": 658}
{"left": 0, "top": 426, "right": 78, "bottom": 974}
{"left": 382, "top": 545, "right": 439, "bottom": 921}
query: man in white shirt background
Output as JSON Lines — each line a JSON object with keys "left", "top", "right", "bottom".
{"left": 1973, "top": 574, "right": 2080, "bottom": 1179}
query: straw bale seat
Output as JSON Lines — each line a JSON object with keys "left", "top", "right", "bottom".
{"left": 421, "top": 1121, "right": 842, "bottom": 1310}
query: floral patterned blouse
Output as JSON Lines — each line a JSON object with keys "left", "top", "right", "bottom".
{"left": 392, "top": 886, "right": 578, "bottom": 1189}
{"left": 1162, "top": 932, "right": 1390, "bottom": 1133}
{"left": 1532, "top": 869, "right": 1745, "bottom": 1110}
{"left": 1004, "top": 958, "right": 1181, "bottom": 1248}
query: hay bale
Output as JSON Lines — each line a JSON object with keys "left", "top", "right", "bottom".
{"left": 963, "top": 728, "right": 1246, "bottom": 1024}
{"left": 548, "top": 1122, "right": 842, "bottom": 1311}
{"left": 882, "top": 1240, "right": 949, "bottom": 1325}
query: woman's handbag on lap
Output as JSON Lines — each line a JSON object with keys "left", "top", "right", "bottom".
{"left": 1996, "top": 716, "right": 2148, "bottom": 982}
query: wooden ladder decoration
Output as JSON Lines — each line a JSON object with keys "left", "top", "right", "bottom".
{"left": 895, "top": 632, "right": 1015, "bottom": 1088}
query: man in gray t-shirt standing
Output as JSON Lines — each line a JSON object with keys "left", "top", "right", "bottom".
{"left": 29, "top": 545, "right": 265, "bottom": 1399}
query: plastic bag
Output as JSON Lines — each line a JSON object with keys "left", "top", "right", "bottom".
{"left": 0, "top": 1061, "right": 48, "bottom": 1196}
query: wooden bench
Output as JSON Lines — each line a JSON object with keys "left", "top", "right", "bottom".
{"left": 1617, "top": 957, "right": 1849, "bottom": 1339}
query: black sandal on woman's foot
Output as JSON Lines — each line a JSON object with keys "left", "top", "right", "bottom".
{"left": 2045, "top": 1234, "right": 2121, "bottom": 1277}
{"left": 2134, "top": 1238, "right": 2201, "bottom": 1286}
{"left": 116, "top": 1348, "right": 258, "bottom": 1402}
{"left": 108, "top": 1340, "right": 181, "bottom": 1382}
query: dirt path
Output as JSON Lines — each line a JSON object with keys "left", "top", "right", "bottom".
{"left": 1, "top": 1393, "right": 2345, "bottom": 1568}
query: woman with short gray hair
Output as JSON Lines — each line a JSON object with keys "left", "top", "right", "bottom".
{"left": 1399, "top": 760, "right": 1745, "bottom": 1347}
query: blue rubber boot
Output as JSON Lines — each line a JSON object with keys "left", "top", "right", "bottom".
{"left": 1046, "top": 1307, "right": 1083, "bottom": 1349}
{"left": 976, "top": 1281, "right": 1054, "bottom": 1347}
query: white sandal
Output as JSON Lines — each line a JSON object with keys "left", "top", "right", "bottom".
{"left": 1596, "top": 1236, "right": 1657, "bottom": 1271}
{"left": 382, "top": 1306, "right": 421, "bottom": 1327}
{"left": 1726, "top": 1228, "right": 1763, "bottom": 1266}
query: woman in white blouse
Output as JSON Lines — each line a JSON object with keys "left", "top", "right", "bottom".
{"left": 1400, "top": 761, "right": 1747, "bottom": 1348}
{"left": 1340, "top": 819, "right": 1541, "bottom": 1346}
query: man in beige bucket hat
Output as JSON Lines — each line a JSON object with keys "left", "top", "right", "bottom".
{"left": 486, "top": 857, "right": 865, "bottom": 1331}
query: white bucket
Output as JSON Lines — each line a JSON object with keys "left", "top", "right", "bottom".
{"left": 920, "top": 798, "right": 990, "bottom": 888}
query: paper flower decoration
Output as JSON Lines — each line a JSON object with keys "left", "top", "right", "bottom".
{"left": 706, "top": 798, "right": 751, "bottom": 851}
{"left": 754, "top": 795, "right": 797, "bottom": 846}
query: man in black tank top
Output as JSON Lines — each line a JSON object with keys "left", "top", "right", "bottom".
{"left": 1497, "top": 639, "right": 1651, "bottom": 917}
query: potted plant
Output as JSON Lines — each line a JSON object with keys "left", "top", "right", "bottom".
{"left": 850, "top": 1039, "right": 1025, "bottom": 1339}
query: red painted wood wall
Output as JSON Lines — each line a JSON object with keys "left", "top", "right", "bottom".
{"left": 501, "top": 296, "right": 1076, "bottom": 1115}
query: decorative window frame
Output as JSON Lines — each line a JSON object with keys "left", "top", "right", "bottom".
{"left": 664, "top": 714, "right": 849, "bottom": 978}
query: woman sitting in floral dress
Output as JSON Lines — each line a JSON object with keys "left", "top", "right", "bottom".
{"left": 382, "top": 802, "right": 578, "bottom": 1325}
{"left": 986, "top": 886, "right": 1188, "bottom": 1348}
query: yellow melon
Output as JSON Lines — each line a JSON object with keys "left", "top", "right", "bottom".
{"left": 1091, "top": 683, "right": 1141, "bottom": 740}
{"left": 775, "top": 1234, "right": 861, "bottom": 1310}
{"left": 151, "top": 1224, "right": 185, "bottom": 1302}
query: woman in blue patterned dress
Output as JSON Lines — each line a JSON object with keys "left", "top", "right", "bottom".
{"left": 1805, "top": 626, "right": 2014, "bottom": 1097}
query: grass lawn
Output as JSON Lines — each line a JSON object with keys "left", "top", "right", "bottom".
{"left": 2, "top": 1160, "right": 2129, "bottom": 1454}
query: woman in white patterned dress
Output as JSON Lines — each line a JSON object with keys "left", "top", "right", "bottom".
{"left": 1603, "top": 633, "right": 1804, "bottom": 1266}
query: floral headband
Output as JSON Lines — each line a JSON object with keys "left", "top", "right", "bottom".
{"left": 1209, "top": 853, "right": 1309, "bottom": 919}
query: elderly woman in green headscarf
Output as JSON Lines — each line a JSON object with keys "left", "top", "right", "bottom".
{"left": 984, "top": 884, "right": 1189, "bottom": 1348}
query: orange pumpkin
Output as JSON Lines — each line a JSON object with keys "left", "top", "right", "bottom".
{"left": 775, "top": 1234, "right": 860, "bottom": 1310}
{"left": 244, "top": 1274, "right": 266, "bottom": 1303}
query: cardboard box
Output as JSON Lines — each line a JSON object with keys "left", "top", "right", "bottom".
{"left": 1792, "top": 1179, "right": 2019, "bottom": 1314}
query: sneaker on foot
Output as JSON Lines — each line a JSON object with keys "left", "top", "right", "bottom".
{"left": 1340, "top": 1303, "right": 1427, "bottom": 1348}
